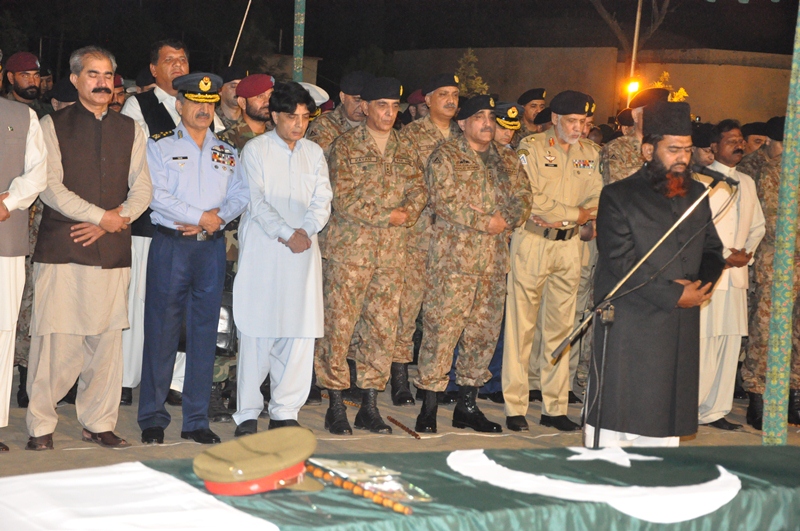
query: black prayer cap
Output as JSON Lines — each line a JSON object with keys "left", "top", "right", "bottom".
{"left": 220, "top": 65, "right": 248, "bottom": 84}
{"left": 550, "top": 90, "right": 591, "bottom": 116}
{"left": 741, "top": 121, "right": 767, "bottom": 138}
{"left": 360, "top": 77, "right": 403, "bottom": 101}
{"left": 47, "top": 77, "right": 78, "bottom": 103}
{"left": 517, "top": 88, "right": 546, "bottom": 105}
{"left": 629, "top": 88, "right": 669, "bottom": 109}
{"left": 422, "top": 73, "right": 459, "bottom": 95}
{"left": 765, "top": 116, "right": 785, "bottom": 142}
{"left": 533, "top": 107, "right": 552, "bottom": 125}
{"left": 643, "top": 101, "right": 692, "bottom": 137}
{"left": 692, "top": 122, "right": 714, "bottom": 148}
{"left": 456, "top": 94, "right": 495, "bottom": 120}
{"left": 340, "top": 70, "right": 373, "bottom": 96}
{"left": 616, "top": 108, "right": 634, "bottom": 127}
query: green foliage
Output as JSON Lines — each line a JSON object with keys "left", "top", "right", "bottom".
{"left": 455, "top": 48, "right": 489, "bottom": 97}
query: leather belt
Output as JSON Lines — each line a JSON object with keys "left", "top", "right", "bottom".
{"left": 524, "top": 220, "right": 577, "bottom": 241}
{"left": 156, "top": 224, "right": 225, "bottom": 241}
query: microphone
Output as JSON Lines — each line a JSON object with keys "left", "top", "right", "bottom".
{"left": 692, "top": 165, "right": 739, "bottom": 187}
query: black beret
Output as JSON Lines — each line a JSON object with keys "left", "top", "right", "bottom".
{"left": 533, "top": 107, "right": 552, "bottom": 125}
{"left": 422, "top": 73, "right": 459, "bottom": 95}
{"left": 456, "top": 94, "right": 495, "bottom": 120}
{"left": 629, "top": 88, "right": 669, "bottom": 109}
{"left": 586, "top": 94, "right": 597, "bottom": 117}
{"left": 517, "top": 88, "right": 546, "bottom": 105}
{"left": 692, "top": 122, "right": 714, "bottom": 149}
{"left": 643, "top": 101, "right": 692, "bottom": 137}
{"left": 550, "top": 90, "right": 591, "bottom": 116}
{"left": 741, "top": 122, "right": 767, "bottom": 138}
{"left": 47, "top": 77, "right": 78, "bottom": 103}
{"left": 361, "top": 77, "right": 403, "bottom": 101}
{"left": 616, "top": 108, "right": 634, "bottom": 127}
{"left": 599, "top": 123, "right": 615, "bottom": 144}
{"left": 39, "top": 62, "right": 52, "bottom": 76}
{"left": 495, "top": 102, "right": 521, "bottom": 130}
{"left": 340, "top": 70, "right": 373, "bottom": 96}
{"left": 136, "top": 67, "right": 155, "bottom": 88}
{"left": 219, "top": 65, "right": 248, "bottom": 84}
{"left": 765, "top": 116, "right": 785, "bottom": 142}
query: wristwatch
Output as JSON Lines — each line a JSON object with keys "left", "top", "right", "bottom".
{"left": 561, "top": 221, "right": 569, "bottom": 227}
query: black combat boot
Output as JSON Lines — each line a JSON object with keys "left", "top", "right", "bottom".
{"left": 788, "top": 389, "right": 800, "bottom": 426}
{"left": 354, "top": 389, "right": 392, "bottom": 434}
{"left": 415, "top": 390, "right": 438, "bottom": 433}
{"left": 208, "top": 382, "right": 232, "bottom": 422}
{"left": 17, "top": 365, "right": 28, "bottom": 408}
{"left": 452, "top": 386, "right": 502, "bottom": 433}
{"left": 390, "top": 362, "right": 415, "bottom": 406}
{"left": 342, "top": 359, "right": 361, "bottom": 402}
{"left": 324, "top": 390, "right": 352, "bottom": 435}
{"left": 746, "top": 392, "right": 763, "bottom": 430}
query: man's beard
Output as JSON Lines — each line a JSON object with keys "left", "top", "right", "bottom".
{"left": 644, "top": 155, "right": 691, "bottom": 198}
{"left": 13, "top": 83, "right": 39, "bottom": 100}
{"left": 245, "top": 101, "right": 270, "bottom": 123}
{"left": 554, "top": 121, "right": 579, "bottom": 145}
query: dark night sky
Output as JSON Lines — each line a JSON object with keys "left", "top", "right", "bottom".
{"left": 1, "top": 0, "right": 798, "bottom": 93}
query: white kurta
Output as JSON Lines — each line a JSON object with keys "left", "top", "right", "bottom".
{"left": 233, "top": 130, "right": 332, "bottom": 338}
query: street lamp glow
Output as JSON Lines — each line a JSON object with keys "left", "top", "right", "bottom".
{"left": 627, "top": 81, "right": 640, "bottom": 94}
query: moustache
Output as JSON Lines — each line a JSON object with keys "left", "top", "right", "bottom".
{"left": 92, "top": 87, "right": 112, "bottom": 94}
{"left": 444, "top": 104, "right": 456, "bottom": 109}
{"left": 733, "top": 148, "right": 744, "bottom": 155}
{"left": 196, "top": 112, "right": 211, "bottom": 119}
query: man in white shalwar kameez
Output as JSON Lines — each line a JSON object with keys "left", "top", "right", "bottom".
{"left": 232, "top": 82, "right": 332, "bottom": 435}
{"left": 0, "top": 97, "right": 47, "bottom": 452}
{"left": 697, "top": 120, "right": 764, "bottom": 430}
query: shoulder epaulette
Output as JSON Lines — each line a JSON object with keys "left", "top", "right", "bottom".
{"left": 150, "top": 130, "right": 175, "bottom": 142}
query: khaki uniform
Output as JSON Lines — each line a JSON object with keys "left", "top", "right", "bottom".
{"left": 393, "top": 116, "right": 462, "bottom": 363}
{"left": 600, "top": 130, "right": 643, "bottom": 185}
{"left": 305, "top": 106, "right": 359, "bottom": 160}
{"left": 503, "top": 129, "right": 601, "bottom": 417}
{"left": 741, "top": 153, "right": 800, "bottom": 393}
{"left": 314, "top": 124, "right": 426, "bottom": 391}
{"left": 414, "top": 136, "right": 532, "bottom": 392}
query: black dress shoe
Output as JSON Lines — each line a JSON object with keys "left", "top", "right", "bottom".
{"left": 568, "top": 391, "right": 583, "bottom": 404}
{"left": 141, "top": 426, "right": 165, "bottom": 444}
{"left": 354, "top": 389, "right": 392, "bottom": 434}
{"left": 268, "top": 419, "right": 301, "bottom": 430}
{"left": 478, "top": 391, "right": 505, "bottom": 404}
{"left": 452, "top": 387, "right": 502, "bottom": 433}
{"left": 415, "top": 390, "right": 438, "bottom": 433}
{"left": 166, "top": 389, "right": 183, "bottom": 406}
{"left": 529, "top": 390, "right": 542, "bottom": 402}
{"left": 506, "top": 415, "right": 529, "bottom": 432}
{"left": 234, "top": 419, "right": 258, "bottom": 437}
{"left": 181, "top": 428, "right": 221, "bottom": 444}
{"left": 120, "top": 387, "right": 133, "bottom": 406}
{"left": 390, "top": 362, "right": 415, "bottom": 406}
{"left": 17, "top": 365, "right": 28, "bottom": 408}
{"left": 324, "top": 390, "right": 353, "bottom": 435}
{"left": 540, "top": 414, "right": 581, "bottom": 432}
{"left": 702, "top": 417, "right": 742, "bottom": 431}
{"left": 746, "top": 392, "right": 763, "bottom": 430}
{"left": 208, "top": 382, "right": 232, "bottom": 423}
{"left": 0, "top": 441, "right": 8, "bottom": 452}
{"left": 305, "top": 383, "right": 322, "bottom": 406}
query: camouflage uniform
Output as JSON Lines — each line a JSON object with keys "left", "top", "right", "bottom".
{"left": 215, "top": 106, "right": 241, "bottom": 133}
{"left": 14, "top": 198, "right": 43, "bottom": 368}
{"left": 599, "top": 130, "right": 643, "bottom": 185}
{"left": 6, "top": 92, "right": 52, "bottom": 119}
{"left": 394, "top": 115, "right": 462, "bottom": 364}
{"left": 218, "top": 121, "right": 273, "bottom": 155}
{"left": 306, "top": 105, "right": 359, "bottom": 160}
{"left": 741, "top": 152, "right": 800, "bottom": 393}
{"left": 737, "top": 146, "right": 769, "bottom": 186}
{"left": 510, "top": 121, "right": 537, "bottom": 150}
{"left": 414, "top": 136, "right": 532, "bottom": 392}
{"left": 315, "top": 124, "right": 426, "bottom": 391}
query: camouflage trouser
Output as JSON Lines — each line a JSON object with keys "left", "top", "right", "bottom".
{"left": 314, "top": 260, "right": 402, "bottom": 391}
{"left": 573, "top": 239, "right": 597, "bottom": 389}
{"left": 414, "top": 271, "right": 505, "bottom": 392}
{"left": 213, "top": 354, "right": 235, "bottom": 383}
{"left": 741, "top": 246, "right": 800, "bottom": 394}
{"left": 393, "top": 247, "right": 427, "bottom": 364}
{"left": 14, "top": 201, "right": 41, "bottom": 368}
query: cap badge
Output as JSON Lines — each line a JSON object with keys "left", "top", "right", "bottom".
{"left": 489, "top": 97, "right": 495, "bottom": 107}
{"left": 543, "top": 90, "right": 546, "bottom": 98}
{"left": 585, "top": 102, "right": 590, "bottom": 113}
{"left": 399, "top": 85, "right": 403, "bottom": 96}
{"left": 508, "top": 107, "right": 518, "bottom": 118}
{"left": 591, "top": 103, "right": 597, "bottom": 113}
{"left": 199, "top": 76, "right": 211, "bottom": 92}
{"left": 454, "top": 75, "right": 459, "bottom": 83}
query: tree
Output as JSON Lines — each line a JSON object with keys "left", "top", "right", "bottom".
{"left": 650, "top": 71, "right": 688, "bottom": 102}
{"left": 455, "top": 48, "right": 489, "bottom": 97}
{"left": 587, "top": 0, "right": 675, "bottom": 55}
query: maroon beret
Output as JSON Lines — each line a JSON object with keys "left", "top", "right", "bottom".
{"left": 5, "top": 52, "right": 40, "bottom": 73}
{"left": 407, "top": 89, "right": 425, "bottom": 105}
{"left": 114, "top": 74, "right": 124, "bottom": 88}
{"left": 236, "top": 74, "right": 275, "bottom": 98}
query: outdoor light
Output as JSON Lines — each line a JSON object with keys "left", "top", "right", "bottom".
{"left": 627, "top": 80, "right": 640, "bottom": 94}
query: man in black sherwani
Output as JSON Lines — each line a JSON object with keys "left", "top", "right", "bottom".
{"left": 585, "top": 101, "right": 726, "bottom": 447}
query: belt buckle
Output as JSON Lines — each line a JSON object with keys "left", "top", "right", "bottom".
{"left": 542, "top": 228, "right": 551, "bottom": 239}
{"left": 196, "top": 231, "right": 207, "bottom": 242}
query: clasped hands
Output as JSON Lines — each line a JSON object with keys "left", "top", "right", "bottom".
{"left": 529, "top": 206, "right": 597, "bottom": 229}
{"left": 70, "top": 205, "right": 130, "bottom": 247}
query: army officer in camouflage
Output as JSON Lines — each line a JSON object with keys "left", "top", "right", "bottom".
{"left": 414, "top": 95, "right": 532, "bottom": 434}
{"left": 315, "top": 77, "right": 426, "bottom": 436}
{"left": 305, "top": 71, "right": 371, "bottom": 160}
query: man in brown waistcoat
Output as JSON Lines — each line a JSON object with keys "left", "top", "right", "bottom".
{"left": 0, "top": 97, "right": 47, "bottom": 452}
{"left": 25, "top": 46, "right": 152, "bottom": 451}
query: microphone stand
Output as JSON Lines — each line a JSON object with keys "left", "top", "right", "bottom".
{"left": 549, "top": 177, "right": 733, "bottom": 449}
